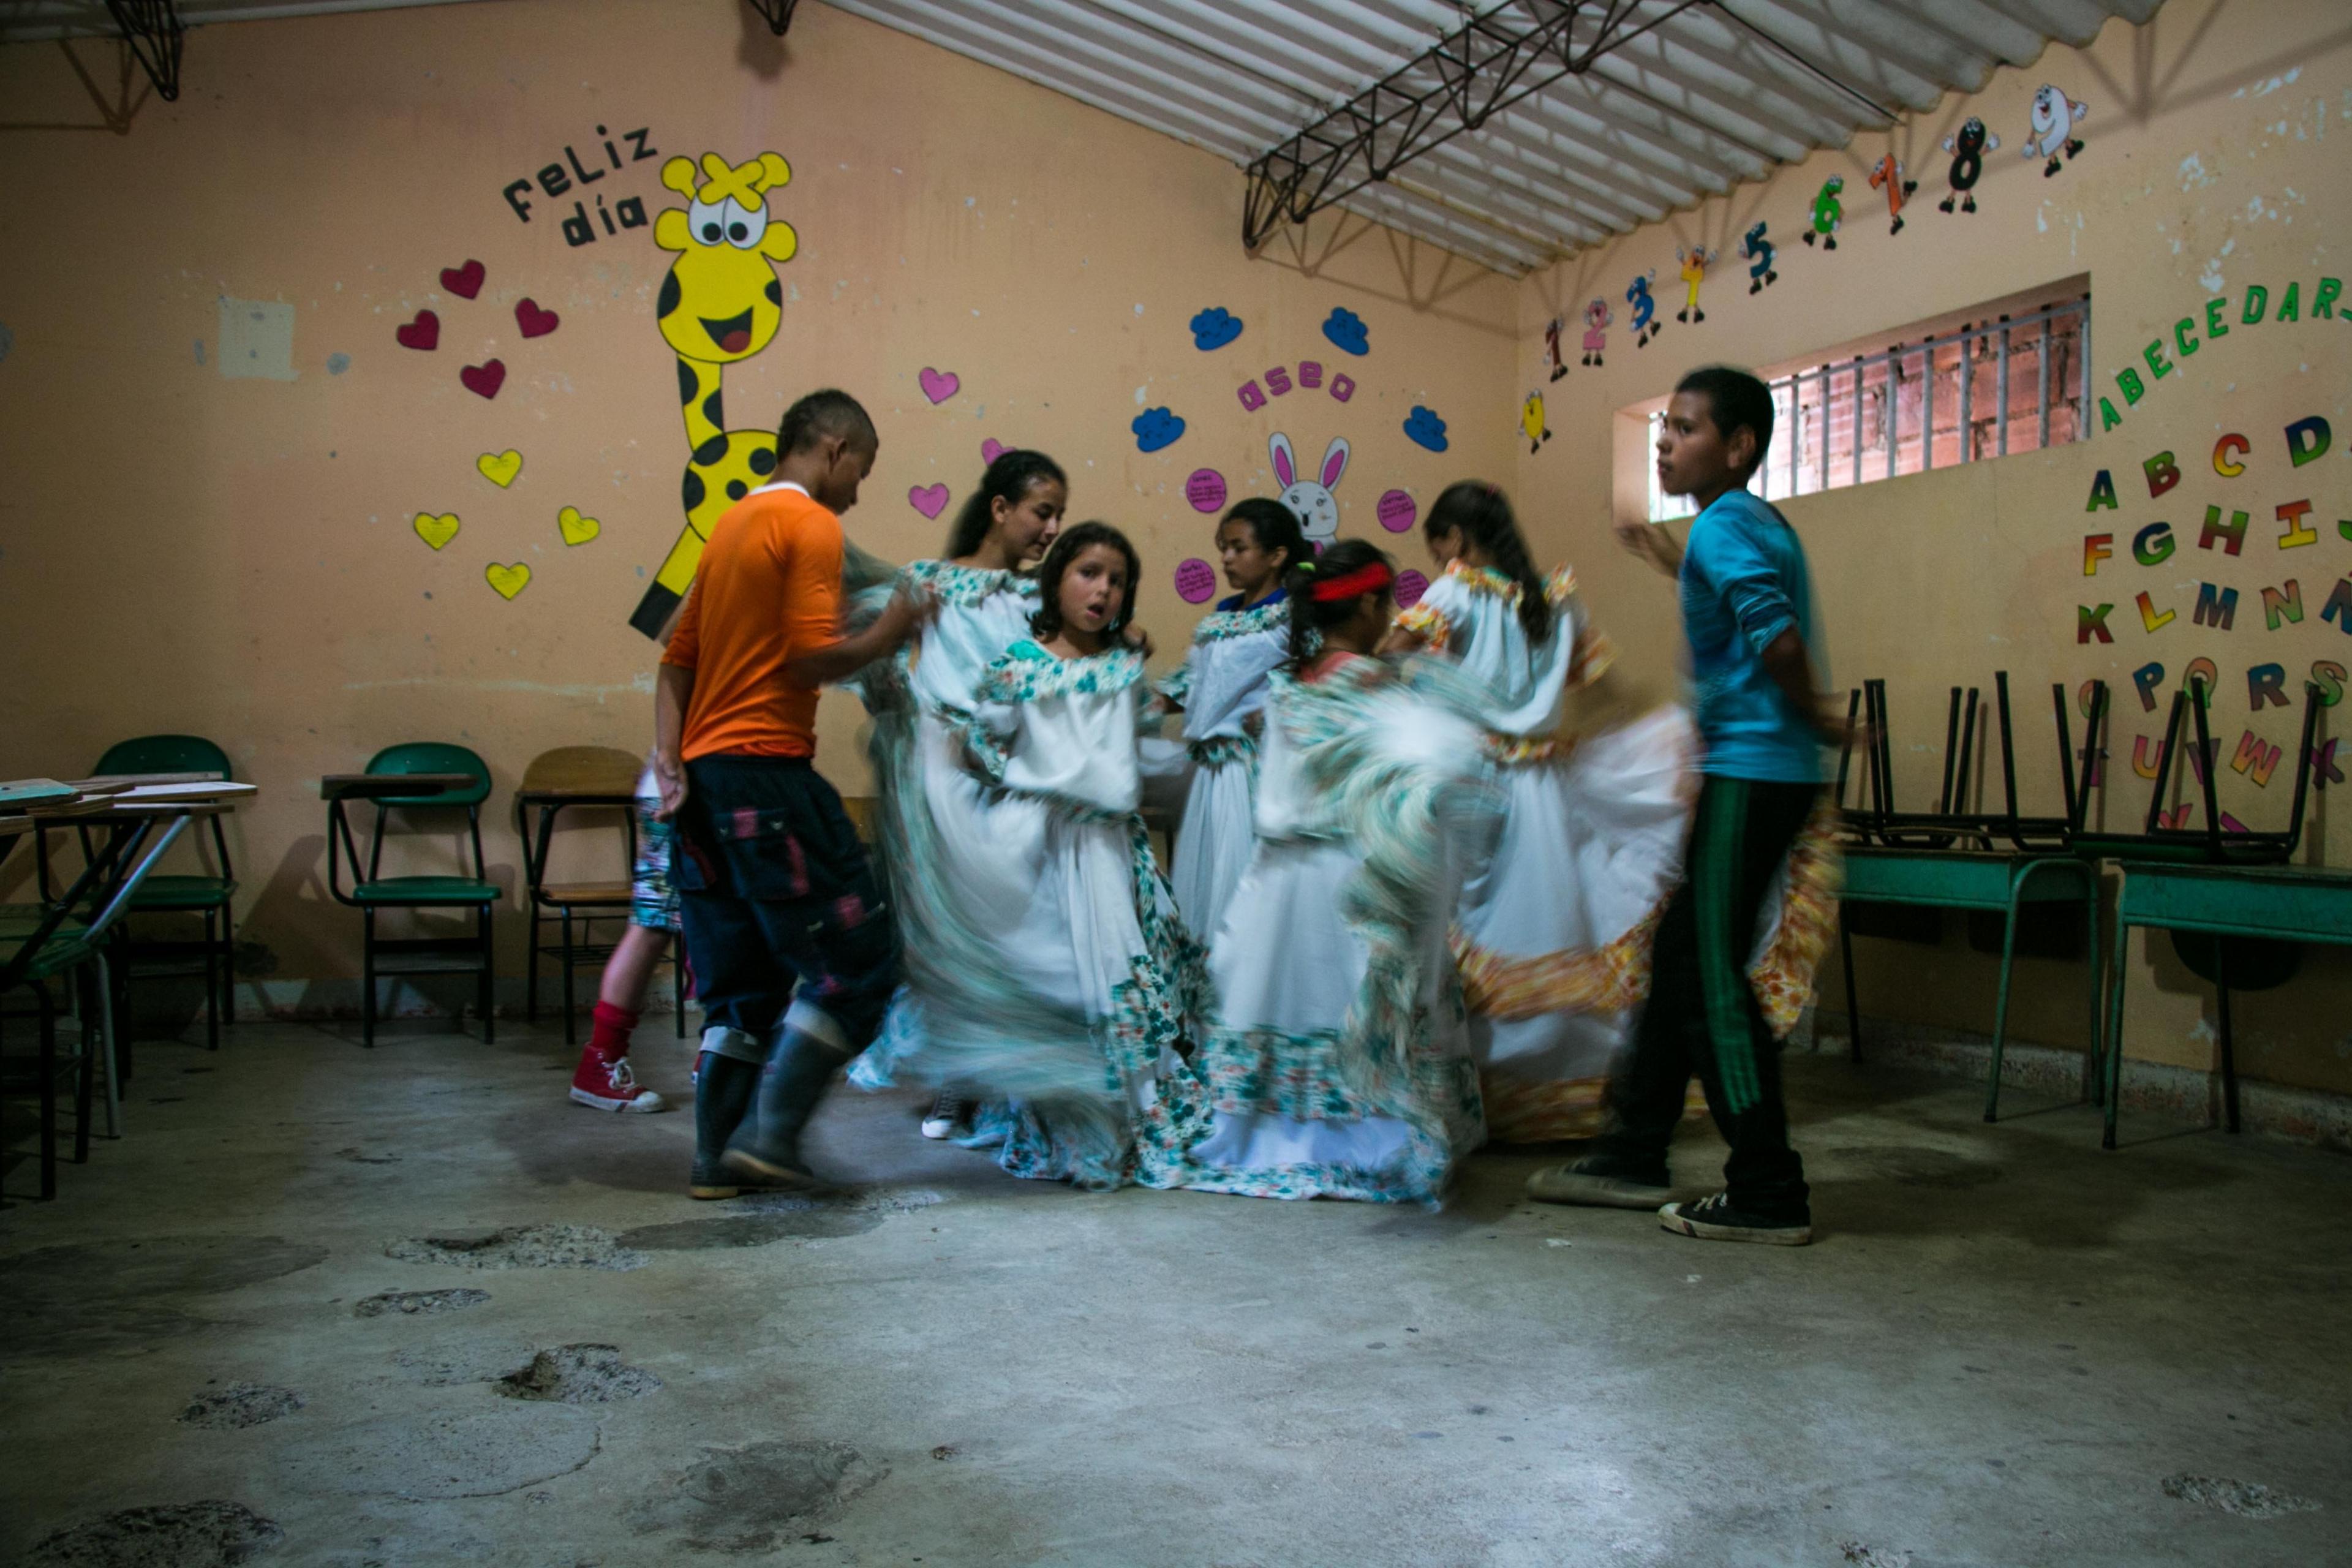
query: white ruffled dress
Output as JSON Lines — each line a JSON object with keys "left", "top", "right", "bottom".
{"left": 1395, "top": 561, "right": 1694, "bottom": 1142}
{"left": 1180, "top": 654, "right": 1500, "bottom": 1204}
{"left": 876, "top": 639, "right": 1216, "bottom": 1189}
{"left": 1159, "top": 590, "right": 1291, "bottom": 940}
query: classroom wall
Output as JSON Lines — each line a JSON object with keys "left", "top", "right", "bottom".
{"left": 1512, "top": 0, "right": 2352, "bottom": 1094}
{"left": 0, "top": 0, "right": 1515, "bottom": 998}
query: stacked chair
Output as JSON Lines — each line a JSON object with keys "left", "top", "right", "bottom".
{"left": 1834, "top": 671, "right": 2329, "bottom": 1148}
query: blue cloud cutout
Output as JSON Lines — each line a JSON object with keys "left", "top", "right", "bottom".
{"left": 1189, "top": 307, "right": 1243, "bottom": 351}
{"left": 1322, "top": 307, "right": 1370, "bottom": 356}
{"left": 1402, "top": 405, "right": 1449, "bottom": 453}
{"left": 1133, "top": 407, "right": 1187, "bottom": 453}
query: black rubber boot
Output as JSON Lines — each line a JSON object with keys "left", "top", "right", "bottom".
{"left": 689, "top": 1052, "right": 761, "bottom": 1199}
{"left": 720, "top": 1028, "right": 850, "bottom": 1189}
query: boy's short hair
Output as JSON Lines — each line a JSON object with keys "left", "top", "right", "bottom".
{"left": 776, "top": 388, "right": 876, "bottom": 457}
{"left": 1676, "top": 366, "right": 1774, "bottom": 473}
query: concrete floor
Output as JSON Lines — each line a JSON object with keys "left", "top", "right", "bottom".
{"left": 2, "top": 1016, "right": 2347, "bottom": 1568}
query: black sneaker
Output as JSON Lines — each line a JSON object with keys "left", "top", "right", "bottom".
{"left": 1525, "top": 1157, "right": 1673, "bottom": 1210}
{"left": 1658, "top": 1192, "right": 1811, "bottom": 1246}
{"left": 920, "top": 1091, "right": 972, "bottom": 1141}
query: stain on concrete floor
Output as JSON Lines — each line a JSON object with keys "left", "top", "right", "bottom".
{"left": 389, "top": 1340, "right": 540, "bottom": 1386}
{"left": 1, "top": 1235, "right": 328, "bottom": 1360}
{"left": 351, "top": 1287, "right": 489, "bottom": 1318}
{"left": 179, "top": 1382, "right": 306, "bottom": 1429}
{"left": 627, "top": 1439, "right": 884, "bottom": 1553}
{"left": 496, "top": 1343, "right": 662, "bottom": 1403}
{"left": 382, "top": 1224, "right": 646, "bottom": 1272}
{"left": 2162, "top": 1474, "right": 2321, "bottom": 1516}
{"left": 24, "top": 1499, "right": 283, "bottom": 1566}
{"left": 281, "top": 1407, "right": 601, "bottom": 1500}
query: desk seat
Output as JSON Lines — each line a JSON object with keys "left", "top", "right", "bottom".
{"left": 349, "top": 875, "right": 500, "bottom": 906}
{"left": 127, "top": 873, "right": 237, "bottom": 911}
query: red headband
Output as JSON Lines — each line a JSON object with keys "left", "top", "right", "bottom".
{"left": 1308, "top": 560, "right": 1396, "bottom": 603}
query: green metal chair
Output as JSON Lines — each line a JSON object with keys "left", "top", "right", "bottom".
{"left": 4, "top": 809, "right": 197, "bottom": 1198}
{"left": 89, "top": 734, "right": 239, "bottom": 1052}
{"left": 327, "top": 743, "right": 499, "bottom": 1048}
{"left": 2094, "top": 681, "right": 2328, "bottom": 1148}
{"left": 1836, "top": 674, "right": 2105, "bottom": 1122}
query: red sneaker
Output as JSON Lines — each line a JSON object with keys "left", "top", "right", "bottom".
{"left": 568, "top": 1049, "right": 669, "bottom": 1113}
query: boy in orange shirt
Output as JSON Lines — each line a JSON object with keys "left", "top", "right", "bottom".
{"left": 655, "top": 388, "right": 930, "bottom": 1196}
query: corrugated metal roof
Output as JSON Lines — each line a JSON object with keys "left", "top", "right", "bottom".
{"left": 825, "top": 0, "right": 2165, "bottom": 274}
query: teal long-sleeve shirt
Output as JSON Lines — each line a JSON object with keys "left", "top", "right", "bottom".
{"left": 1676, "top": 489, "right": 1824, "bottom": 783}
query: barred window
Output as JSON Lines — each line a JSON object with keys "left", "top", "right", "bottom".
{"left": 1646, "top": 282, "right": 2092, "bottom": 522}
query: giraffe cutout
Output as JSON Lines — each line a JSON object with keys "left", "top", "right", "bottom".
{"left": 629, "top": 150, "right": 799, "bottom": 637}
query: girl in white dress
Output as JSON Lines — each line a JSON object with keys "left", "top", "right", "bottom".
{"left": 867, "top": 522, "right": 1216, "bottom": 1189}
{"left": 1182, "top": 541, "right": 1501, "bottom": 1204}
{"left": 847, "top": 452, "right": 1063, "bottom": 1138}
{"left": 1384, "top": 481, "right": 1693, "bottom": 1143}
{"left": 1158, "top": 498, "right": 1311, "bottom": 939}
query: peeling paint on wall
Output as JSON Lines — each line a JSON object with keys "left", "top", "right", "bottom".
{"left": 217, "top": 296, "right": 298, "bottom": 382}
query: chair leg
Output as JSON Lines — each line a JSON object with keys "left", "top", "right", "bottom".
{"left": 2215, "top": 952, "right": 2239, "bottom": 1135}
{"left": 113, "top": 943, "right": 134, "bottom": 1084}
{"left": 526, "top": 907, "right": 540, "bottom": 1023}
{"left": 2082, "top": 881, "right": 2102, "bottom": 1107}
{"left": 94, "top": 952, "right": 122, "bottom": 1139}
{"left": 1983, "top": 886, "right": 2025, "bottom": 1124}
{"left": 37, "top": 982, "right": 58, "bottom": 1200}
{"left": 72, "top": 967, "right": 96, "bottom": 1164}
{"left": 480, "top": 906, "right": 496, "bottom": 1045}
{"left": 362, "top": 909, "right": 377, "bottom": 1049}
{"left": 561, "top": 910, "right": 579, "bottom": 1046}
{"left": 1839, "top": 906, "right": 1863, "bottom": 1063}
{"left": 203, "top": 908, "right": 221, "bottom": 1052}
{"left": 219, "top": 900, "right": 236, "bottom": 1027}
{"left": 2103, "top": 916, "right": 2133, "bottom": 1150}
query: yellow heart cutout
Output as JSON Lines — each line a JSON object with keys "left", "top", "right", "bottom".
{"left": 557, "top": 505, "right": 601, "bottom": 546}
{"left": 485, "top": 562, "right": 532, "bottom": 600}
{"left": 413, "top": 511, "right": 461, "bottom": 550}
{"left": 476, "top": 449, "right": 523, "bottom": 488}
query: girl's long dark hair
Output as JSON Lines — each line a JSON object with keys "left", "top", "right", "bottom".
{"left": 1284, "top": 537, "right": 1393, "bottom": 668}
{"left": 1425, "top": 480, "right": 1551, "bottom": 645}
{"left": 1029, "top": 521, "right": 1141, "bottom": 643}
{"left": 945, "top": 449, "right": 1066, "bottom": 560}
{"left": 1223, "top": 497, "right": 1310, "bottom": 584}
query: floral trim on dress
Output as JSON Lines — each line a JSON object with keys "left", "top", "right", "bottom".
{"left": 902, "top": 557, "right": 1041, "bottom": 607}
{"left": 1186, "top": 733, "right": 1257, "bottom": 769}
{"left": 1392, "top": 600, "right": 1453, "bottom": 650}
{"left": 1189, "top": 593, "right": 1291, "bottom": 644}
{"left": 976, "top": 640, "right": 1145, "bottom": 705}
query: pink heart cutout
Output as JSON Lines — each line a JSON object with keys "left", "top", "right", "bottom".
{"left": 514, "top": 298, "right": 559, "bottom": 339}
{"left": 440, "top": 260, "right": 485, "bottom": 299}
{"left": 461, "top": 359, "right": 506, "bottom": 400}
{"left": 918, "top": 367, "right": 960, "bottom": 404}
{"left": 395, "top": 309, "right": 439, "bottom": 351}
{"left": 981, "top": 439, "right": 1008, "bottom": 466}
{"left": 908, "top": 483, "right": 950, "bottom": 519}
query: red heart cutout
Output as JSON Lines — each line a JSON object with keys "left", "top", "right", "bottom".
{"left": 395, "top": 309, "right": 439, "bottom": 351}
{"left": 514, "top": 298, "right": 559, "bottom": 339}
{"left": 460, "top": 359, "right": 506, "bottom": 400}
{"left": 440, "top": 260, "right": 485, "bottom": 299}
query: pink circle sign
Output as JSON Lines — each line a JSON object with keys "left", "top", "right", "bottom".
{"left": 1174, "top": 558, "right": 1218, "bottom": 603}
{"left": 1393, "top": 568, "right": 1429, "bottom": 609}
{"left": 1186, "top": 468, "right": 1227, "bottom": 513}
{"left": 1377, "top": 488, "right": 1417, "bottom": 533}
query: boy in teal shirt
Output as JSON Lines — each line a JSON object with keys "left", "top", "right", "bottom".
{"left": 1531, "top": 366, "right": 1855, "bottom": 1245}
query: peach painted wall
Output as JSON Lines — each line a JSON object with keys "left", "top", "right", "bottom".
{"left": 0, "top": 0, "right": 1515, "bottom": 993}
{"left": 1512, "top": 0, "right": 2352, "bottom": 1093}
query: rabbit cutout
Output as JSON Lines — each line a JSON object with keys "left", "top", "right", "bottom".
{"left": 1270, "top": 431, "right": 1349, "bottom": 545}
